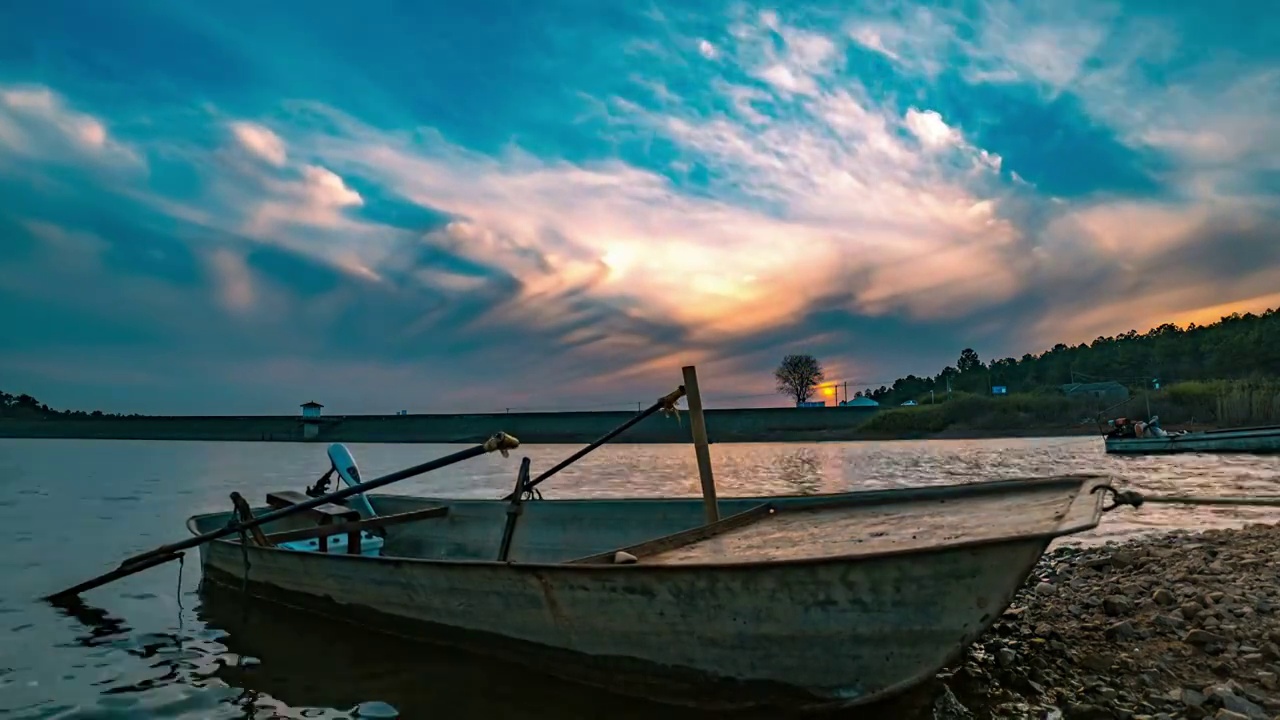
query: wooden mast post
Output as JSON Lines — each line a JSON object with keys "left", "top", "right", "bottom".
{"left": 682, "top": 365, "right": 720, "bottom": 524}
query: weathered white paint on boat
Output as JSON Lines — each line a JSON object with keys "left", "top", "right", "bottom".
{"left": 1105, "top": 425, "right": 1280, "bottom": 455}
{"left": 189, "top": 475, "right": 1106, "bottom": 711}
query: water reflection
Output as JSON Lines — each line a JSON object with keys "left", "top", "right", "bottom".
{"left": 192, "top": 585, "right": 931, "bottom": 720}
{"left": 197, "top": 585, "right": 716, "bottom": 720}
{"left": 49, "top": 596, "right": 131, "bottom": 650}
{"left": 774, "top": 448, "right": 824, "bottom": 495}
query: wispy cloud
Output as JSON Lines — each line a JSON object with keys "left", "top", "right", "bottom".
{"left": 0, "top": 0, "right": 1276, "bottom": 413}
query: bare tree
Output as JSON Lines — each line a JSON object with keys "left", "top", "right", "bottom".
{"left": 774, "top": 354, "right": 825, "bottom": 405}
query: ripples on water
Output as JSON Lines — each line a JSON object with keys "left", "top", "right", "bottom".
{"left": 1, "top": 437, "right": 1278, "bottom": 718}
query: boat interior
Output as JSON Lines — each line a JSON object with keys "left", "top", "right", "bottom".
{"left": 189, "top": 474, "right": 1105, "bottom": 566}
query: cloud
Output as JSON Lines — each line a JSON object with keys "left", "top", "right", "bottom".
{"left": 0, "top": 84, "right": 138, "bottom": 171}
{"left": 209, "top": 247, "right": 256, "bottom": 313}
{"left": 0, "top": 0, "right": 1278, "bottom": 413}
{"left": 230, "top": 121, "right": 287, "bottom": 167}
{"left": 904, "top": 108, "right": 961, "bottom": 149}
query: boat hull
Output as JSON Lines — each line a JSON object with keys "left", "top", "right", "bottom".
{"left": 199, "top": 535, "right": 1048, "bottom": 711}
{"left": 1105, "top": 425, "right": 1280, "bottom": 454}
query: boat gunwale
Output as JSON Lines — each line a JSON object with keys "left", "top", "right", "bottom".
{"left": 186, "top": 473, "right": 1108, "bottom": 572}
{"left": 1105, "top": 425, "right": 1280, "bottom": 445}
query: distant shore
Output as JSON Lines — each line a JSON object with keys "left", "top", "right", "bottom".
{"left": 0, "top": 409, "right": 1116, "bottom": 445}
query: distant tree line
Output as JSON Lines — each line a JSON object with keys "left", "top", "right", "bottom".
{"left": 773, "top": 307, "right": 1279, "bottom": 408}
{"left": 866, "top": 308, "right": 1279, "bottom": 406}
{"left": 0, "top": 391, "right": 139, "bottom": 419}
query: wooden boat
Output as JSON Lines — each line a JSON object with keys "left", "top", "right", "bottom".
{"left": 47, "top": 374, "right": 1115, "bottom": 711}
{"left": 1104, "top": 424, "right": 1280, "bottom": 455}
{"left": 187, "top": 473, "right": 1108, "bottom": 711}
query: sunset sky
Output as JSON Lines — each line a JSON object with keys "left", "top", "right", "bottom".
{"left": 1, "top": 1, "right": 1277, "bottom": 414}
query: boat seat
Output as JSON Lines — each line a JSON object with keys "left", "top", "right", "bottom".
{"left": 266, "top": 491, "right": 361, "bottom": 525}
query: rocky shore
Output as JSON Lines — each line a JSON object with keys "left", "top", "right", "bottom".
{"left": 923, "top": 523, "right": 1280, "bottom": 720}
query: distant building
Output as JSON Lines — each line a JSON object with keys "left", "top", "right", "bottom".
{"left": 300, "top": 401, "right": 324, "bottom": 440}
{"left": 1059, "top": 382, "right": 1129, "bottom": 402}
{"left": 841, "top": 396, "right": 880, "bottom": 407}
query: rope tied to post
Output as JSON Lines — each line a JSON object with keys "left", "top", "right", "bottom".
{"left": 220, "top": 515, "right": 253, "bottom": 593}
{"left": 482, "top": 431, "right": 521, "bottom": 457}
{"left": 1092, "top": 483, "right": 1280, "bottom": 512}
{"left": 659, "top": 386, "right": 687, "bottom": 425}
{"left": 1091, "top": 483, "right": 1146, "bottom": 512}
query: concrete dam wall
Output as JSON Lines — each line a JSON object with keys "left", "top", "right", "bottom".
{"left": 0, "top": 406, "right": 881, "bottom": 444}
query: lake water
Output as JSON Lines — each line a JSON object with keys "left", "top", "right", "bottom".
{"left": 2, "top": 436, "right": 1280, "bottom": 719}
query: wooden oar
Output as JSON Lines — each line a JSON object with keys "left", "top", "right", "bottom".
{"left": 44, "top": 431, "right": 520, "bottom": 602}
{"left": 502, "top": 387, "right": 685, "bottom": 501}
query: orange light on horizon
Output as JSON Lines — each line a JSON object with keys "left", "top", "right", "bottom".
{"left": 821, "top": 386, "right": 836, "bottom": 397}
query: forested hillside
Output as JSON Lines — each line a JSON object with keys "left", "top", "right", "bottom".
{"left": 856, "top": 308, "right": 1280, "bottom": 435}
{"left": 863, "top": 308, "right": 1279, "bottom": 406}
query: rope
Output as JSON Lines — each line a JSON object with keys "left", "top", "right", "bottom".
{"left": 224, "top": 516, "right": 253, "bottom": 594}
{"left": 238, "top": 528, "right": 251, "bottom": 594}
{"left": 1092, "top": 484, "right": 1280, "bottom": 512}
{"left": 482, "top": 431, "right": 521, "bottom": 457}
{"left": 175, "top": 554, "right": 184, "bottom": 612}
{"left": 659, "top": 386, "right": 685, "bottom": 425}
{"left": 175, "top": 553, "right": 186, "bottom": 645}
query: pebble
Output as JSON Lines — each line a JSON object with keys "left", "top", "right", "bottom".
{"left": 919, "top": 524, "right": 1280, "bottom": 720}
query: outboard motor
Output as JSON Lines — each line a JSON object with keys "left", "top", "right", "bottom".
{"left": 288, "top": 443, "right": 385, "bottom": 557}
{"left": 326, "top": 443, "right": 378, "bottom": 519}
{"left": 304, "top": 443, "right": 378, "bottom": 518}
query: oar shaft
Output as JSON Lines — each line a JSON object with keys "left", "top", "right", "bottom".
{"left": 124, "top": 435, "right": 509, "bottom": 566}
{"left": 46, "top": 432, "right": 518, "bottom": 601}
{"left": 51, "top": 553, "right": 185, "bottom": 602}
{"left": 507, "top": 387, "right": 685, "bottom": 500}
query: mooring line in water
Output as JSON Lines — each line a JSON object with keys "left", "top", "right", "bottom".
{"left": 175, "top": 553, "right": 185, "bottom": 644}
{"left": 1093, "top": 484, "right": 1280, "bottom": 511}
{"left": 236, "top": 525, "right": 251, "bottom": 595}
{"left": 175, "top": 553, "right": 184, "bottom": 612}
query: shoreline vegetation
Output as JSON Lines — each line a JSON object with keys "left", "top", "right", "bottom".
{"left": 855, "top": 378, "right": 1280, "bottom": 439}
{"left": 3, "top": 308, "right": 1277, "bottom": 443}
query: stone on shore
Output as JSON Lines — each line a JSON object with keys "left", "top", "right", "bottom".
{"left": 922, "top": 523, "right": 1280, "bottom": 720}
